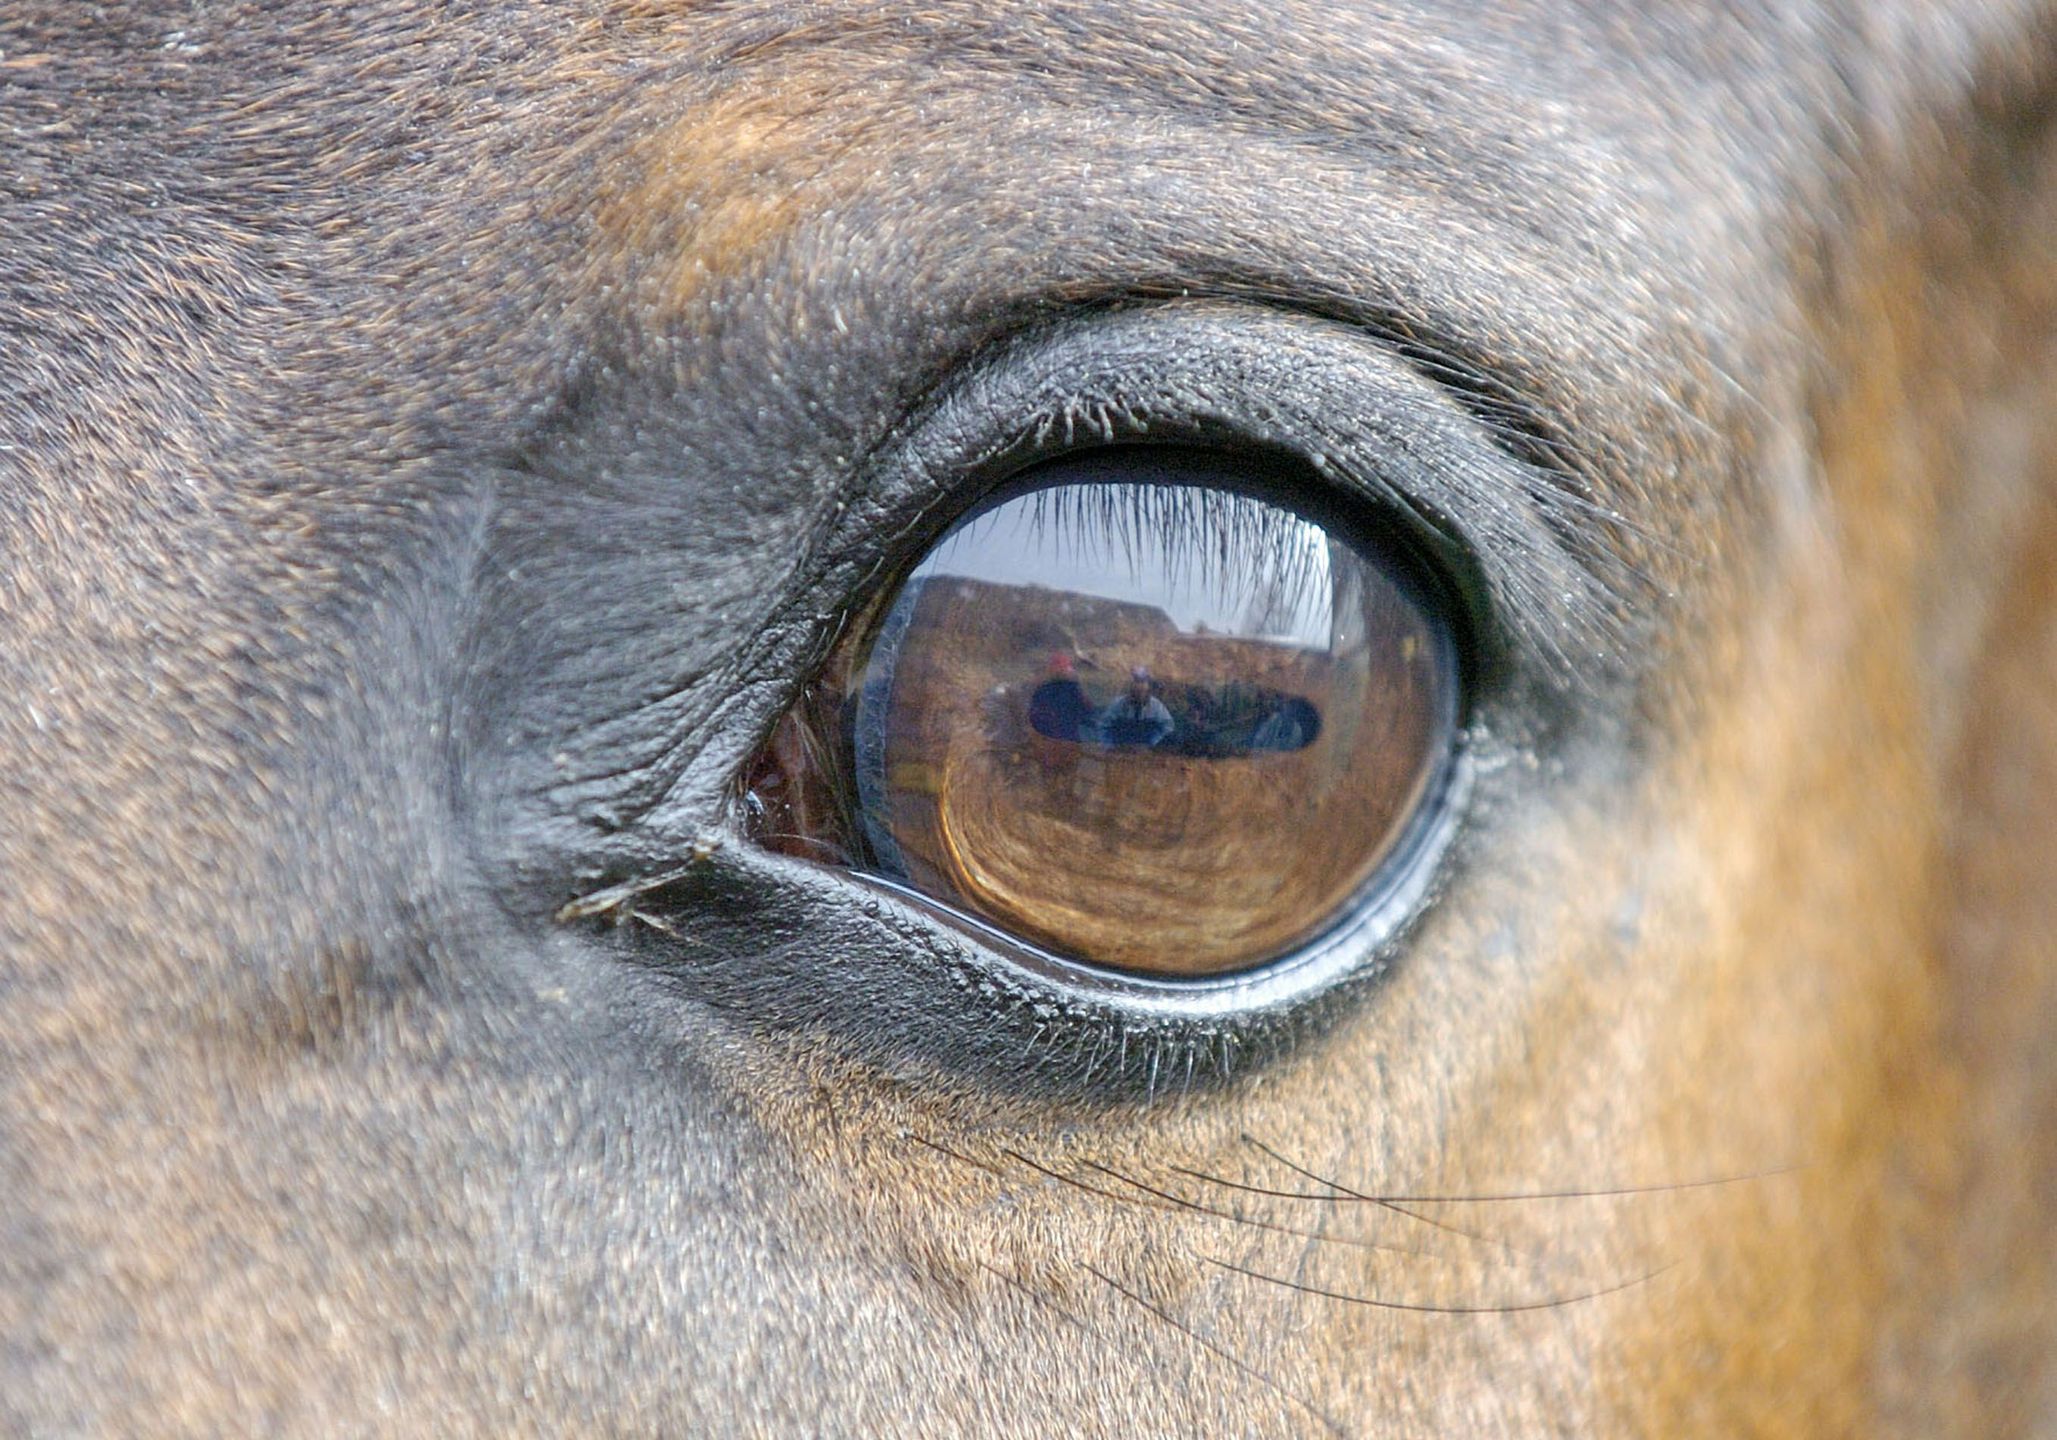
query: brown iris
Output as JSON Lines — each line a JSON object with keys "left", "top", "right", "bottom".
{"left": 743, "top": 449, "right": 1459, "bottom": 978}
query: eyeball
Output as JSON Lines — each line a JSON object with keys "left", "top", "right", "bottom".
{"left": 745, "top": 447, "right": 1462, "bottom": 980}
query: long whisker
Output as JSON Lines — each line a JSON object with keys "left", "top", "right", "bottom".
{"left": 909, "top": 1134, "right": 1008, "bottom": 1177}
{"left": 974, "top": 1259, "right": 1090, "bottom": 1335}
{"left": 1173, "top": 1145, "right": 1798, "bottom": 1204}
{"left": 1084, "top": 1264, "right": 1347, "bottom": 1439}
{"left": 1242, "top": 1137, "right": 1539, "bottom": 1262}
{"left": 1207, "top": 1255, "right": 1677, "bottom": 1316}
{"left": 989, "top": 1146, "right": 1446, "bottom": 1264}
{"left": 1073, "top": 1156, "right": 1471, "bottom": 1267}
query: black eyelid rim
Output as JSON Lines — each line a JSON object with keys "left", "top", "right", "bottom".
{"left": 710, "top": 306, "right": 1512, "bottom": 1018}
{"left": 821, "top": 445, "right": 1473, "bottom": 1006}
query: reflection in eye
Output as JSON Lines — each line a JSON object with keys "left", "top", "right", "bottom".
{"left": 1027, "top": 659, "right": 1320, "bottom": 753}
{"left": 744, "top": 449, "right": 1460, "bottom": 979}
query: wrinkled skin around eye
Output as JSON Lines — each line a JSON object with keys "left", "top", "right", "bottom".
{"left": 745, "top": 451, "right": 1461, "bottom": 977}
{"left": 8, "top": 4, "right": 2057, "bottom": 1437}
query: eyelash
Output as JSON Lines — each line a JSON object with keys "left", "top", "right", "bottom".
{"left": 963, "top": 483, "right": 1325, "bottom": 581}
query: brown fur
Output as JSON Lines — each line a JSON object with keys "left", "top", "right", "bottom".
{"left": 3, "top": 2, "right": 2055, "bottom": 1434}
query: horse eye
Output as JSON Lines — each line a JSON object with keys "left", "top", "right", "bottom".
{"left": 743, "top": 448, "right": 1462, "bottom": 980}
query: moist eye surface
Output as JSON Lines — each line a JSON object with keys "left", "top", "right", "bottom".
{"left": 746, "top": 447, "right": 1461, "bottom": 979}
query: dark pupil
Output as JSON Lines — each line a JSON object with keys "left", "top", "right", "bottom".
{"left": 749, "top": 449, "right": 1458, "bottom": 979}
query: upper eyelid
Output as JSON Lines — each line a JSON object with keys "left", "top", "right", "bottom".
{"left": 973, "top": 281, "right": 1632, "bottom": 503}
{"left": 787, "top": 300, "right": 1656, "bottom": 703}
{"left": 544, "top": 299, "right": 1636, "bottom": 859}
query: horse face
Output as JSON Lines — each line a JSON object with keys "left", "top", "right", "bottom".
{"left": 5, "top": 2, "right": 2054, "bottom": 1432}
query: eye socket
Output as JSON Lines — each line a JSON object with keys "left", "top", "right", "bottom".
{"left": 743, "top": 446, "right": 1462, "bottom": 980}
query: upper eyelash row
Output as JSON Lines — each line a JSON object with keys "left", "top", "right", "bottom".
{"left": 936, "top": 478, "right": 1338, "bottom": 630}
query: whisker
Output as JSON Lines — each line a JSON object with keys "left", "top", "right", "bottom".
{"left": 1243, "top": 1137, "right": 1539, "bottom": 1262}
{"left": 995, "top": 1149, "right": 1438, "bottom": 1262}
{"left": 974, "top": 1260, "right": 1090, "bottom": 1335}
{"left": 1363, "top": 1196, "right": 1535, "bottom": 1260}
{"left": 1084, "top": 1264, "right": 1348, "bottom": 1439}
{"left": 1207, "top": 1255, "right": 1678, "bottom": 1316}
{"left": 1173, "top": 1142, "right": 1799, "bottom": 1204}
{"left": 909, "top": 1134, "right": 1008, "bottom": 1178}
{"left": 756, "top": 831, "right": 853, "bottom": 863}
{"left": 1072, "top": 1157, "right": 1465, "bottom": 1266}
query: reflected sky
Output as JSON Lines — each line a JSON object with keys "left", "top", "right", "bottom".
{"left": 916, "top": 481, "right": 1337, "bottom": 648}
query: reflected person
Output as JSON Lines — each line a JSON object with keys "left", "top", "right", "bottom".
{"left": 1249, "top": 696, "right": 1320, "bottom": 752}
{"left": 1026, "top": 652, "right": 1094, "bottom": 742}
{"left": 1096, "top": 666, "right": 1175, "bottom": 748}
